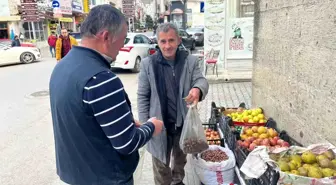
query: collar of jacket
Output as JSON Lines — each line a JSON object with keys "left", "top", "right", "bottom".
{"left": 71, "top": 46, "right": 111, "bottom": 68}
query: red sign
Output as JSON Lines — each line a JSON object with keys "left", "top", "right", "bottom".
{"left": 22, "top": 10, "right": 39, "bottom": 15}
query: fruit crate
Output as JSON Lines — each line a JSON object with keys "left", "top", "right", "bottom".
{"left": 219, "top": 116, "right": 239, "bottom": 152}
{"left": 202, "top": 123, "right": 225, "bottom": 147}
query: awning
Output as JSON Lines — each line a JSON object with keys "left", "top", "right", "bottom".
{"left": 59, "top": 17, "right": 73, "bottom": 22}
{"left": 0, "top": 16, "right": 21, "bottom": 21}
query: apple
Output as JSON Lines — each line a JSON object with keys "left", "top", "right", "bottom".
{"left": 247, "top": 136, "right": 256, "bottom": 143}
{"left": 249, "top": 143, "right": 257, "bottom": 151}
{"left": 281, "top": 142, "right": 290, "bottom": 147}
{"left": 237, "top": 140, "right": 243, "bottom": 147}
{"left": 270, "top": 138, "right": 277, "bottom": 146}
{"left": 261, "top": 138, "right": 270, "bottom": 146}
{"left": 253, "top": 139, "right": 260, "bottom": 145}
{"left": 273, "top": 136, "right": 280, "bottom": 142}
{"left": 277, "top": 139, "right": 284, "bottom": 145}
{"left": 242, "top": 141, "right": 250, "bottom": 148}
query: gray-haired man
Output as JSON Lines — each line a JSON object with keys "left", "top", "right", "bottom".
{"left": 137, "top": 23, "right": 209, "bottom": 185}
{"left": 49, "top": 5, "right": 163, "bottom": 185}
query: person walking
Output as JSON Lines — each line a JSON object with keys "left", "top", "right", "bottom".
{"left": 55, "top": 28, "right": 78, "bottom": 62}
{"left": 137, "top": 23, "right": 209, "bottom": 185}
{"left": 47, "top": 31, "right": 57, "bottom": 58}
{"left": 11, "top": 35, "right": 21, "bottom": 47}
{"left": 49, "top": 5, "right": 163, "bottom": 185}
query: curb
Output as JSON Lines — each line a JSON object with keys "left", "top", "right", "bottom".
{"left": 207, "top": 78, "right": 252, "bottom": 84}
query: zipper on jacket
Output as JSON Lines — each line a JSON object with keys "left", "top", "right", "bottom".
{"left": 172, "top": 66, "right": 175, "bottom": 77}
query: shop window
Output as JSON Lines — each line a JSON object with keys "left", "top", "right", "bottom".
{"left": 0, "top": 22, "right": 8, "bottom": 39}
{"left": 236, "top": 0, "right": 254, "bottom": 18}
{"left": 22, "top": 21, "right": 46, "bottom": 41}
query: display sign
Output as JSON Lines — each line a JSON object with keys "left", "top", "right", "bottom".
{"left": 227, "top": 17, "right": 254, "bottom": 59}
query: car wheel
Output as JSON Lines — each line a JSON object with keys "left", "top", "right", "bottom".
{"left": 131, "top": 57, "right": 141, "bottom": 73}
{"left": 191, "top": 42, "right": 196, "bottom": 50}
{"left": 20, "top": 52, "right": 35, "bottom": 64}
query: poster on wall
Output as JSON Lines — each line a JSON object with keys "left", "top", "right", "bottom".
{"left": 227, "top": 17, "right": 254, "bottom": 59}
{"left": 59, "top": 0, "right": 72, "bottom": 15}
{"left": 204, "top": 0, "right": 226, "bottom": 69}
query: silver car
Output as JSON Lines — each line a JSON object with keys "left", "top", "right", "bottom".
{"left": 186, "top": 27, "right": 204, "bottom": 46}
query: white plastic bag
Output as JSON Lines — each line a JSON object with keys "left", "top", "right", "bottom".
{"left": 192, "top": 145, "right": 236, "bottom": 185}
{"left": 179, "top": 105, "right": 209, "bottom": 154}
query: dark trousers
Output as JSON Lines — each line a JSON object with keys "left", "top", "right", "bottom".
{"left": 152, "top": 131, "right": 187, "bottom": 185}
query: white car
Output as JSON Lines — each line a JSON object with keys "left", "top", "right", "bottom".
{"left": 111, "top": 33, "right": 157, "bottom": 72}
{"left": 0, "top": 44, "right": 41, "bottom": 66}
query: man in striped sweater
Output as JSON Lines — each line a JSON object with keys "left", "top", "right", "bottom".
{"left": 49, "top": 5, "right": 163, "bottom": 185}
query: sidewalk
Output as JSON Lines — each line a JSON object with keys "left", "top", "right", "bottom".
{"left": 134, "top": 81, "right": 252, "bottom": 185}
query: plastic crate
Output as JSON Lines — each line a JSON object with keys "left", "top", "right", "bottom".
{"left": 202, "top": 123, "right": 225, "bottom": 147}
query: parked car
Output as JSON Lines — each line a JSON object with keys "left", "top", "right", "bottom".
{"left": 0, "top": 43, "right": 41, "bottom": 66}
{"left": 186, "top": 27, "right": 204, "bottom": 46}
{"left": 111, "top": 33, "right": 157, "bottom": 72}
{"left": 0, "top": 40, "right": 38, "bottom": 49}
{"left": 179, "top": 29, "right": 196, "bottom": 50}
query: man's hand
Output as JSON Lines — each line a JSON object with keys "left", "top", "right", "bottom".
{"left": 185, "top": 88, "right": 201, "bottom": 106}
{"left": 148, "top": 117, "right": 163, "bottom": 136}
{"left": 134, "top": 120, "right": 141, "bottom": 127}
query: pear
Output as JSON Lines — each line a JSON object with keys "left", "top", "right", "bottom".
{"left": 319, "top": 158, "right": 333, "bottom": 168}
{"left": 308, "top": 167, "right": 323, "bottom": 179}
{"left": 323, "top": 150, "right": 335, "bottom": 160}
{"left": 321, "top": 168, "right": 335, "bottom": 178}
{"left": 279, "top": 161, "right": 290, "bottom": 172}
{"left": 317, "top": 154, "right": 328, "bottom": 163}
{"left": 288, "top": 162, "right": 297, "bottom": 171}
{"left": 290, "top": 170, "right": 300, "bottom": 175}
{"left": 302, "top": 151, "right": 317, "bottom": 164}
{"left": 298, "top": 167, "right": 308, "bottom": 177}
{"left": 302, "top": 164, "right": 312, "bottom": 170}
{"left": 332, "top": 159, "right": 336, "bottom": 169}
{"left": 291, "top": 154, "right": 302, "bottom": 163}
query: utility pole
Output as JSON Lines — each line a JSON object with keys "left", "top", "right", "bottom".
{"left": 182, "top": 0, "right": 187, "bottom": 30}
{"left": 154, "top": 0, "right": 158, "bottom": 22}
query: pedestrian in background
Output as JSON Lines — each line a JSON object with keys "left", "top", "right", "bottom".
{"left": 49, "top": 5, "right": 163, "bottom": 185}
{"left": 55, "top": 28, "right": 78, "bottom": 62}
{"left": 11, "top": 35, "right": 21, "bottom": 47}
{"left": 47, "top": 31, "right": 57, "bottom": 58}
{"left": 137, "top": 22, "right": 209, "bottom": 185}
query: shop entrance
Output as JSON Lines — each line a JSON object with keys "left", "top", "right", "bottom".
{"left": 0, "top": 22, "right": 9, "bottom": 39}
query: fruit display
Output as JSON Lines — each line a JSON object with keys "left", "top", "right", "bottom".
{"left": 271, "top": 150, "right": 336, "bottom": 178}
{"left": 201, "top": 149, "right": 229, "bottom": 162}
{"left": 204, "top": 128, "right": 221, "bottom": 145}
{"left": 237, "top": 126, "right": 289, "bottom": 151}
{"left": 227, "top": 108, "right": 266, "bottom": 124}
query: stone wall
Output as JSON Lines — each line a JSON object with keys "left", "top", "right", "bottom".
{"left": 252, "top": 0, "right": 336, "bottom": 145}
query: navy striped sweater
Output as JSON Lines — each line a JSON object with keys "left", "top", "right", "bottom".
{"left": 83, "top": 71, "right": 155, "bottom": 154}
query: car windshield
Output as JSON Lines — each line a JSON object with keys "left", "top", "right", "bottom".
{"left": 187, "top": 28, "right": 203, "bottom": 32}
{"left": 124, "top": 38, "right": 130, "bottom": 44}
{"left": 69, "top": 32, "right": 81, "bottom": 40}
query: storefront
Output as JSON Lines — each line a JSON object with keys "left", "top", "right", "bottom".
{"left": 203, "top": 0, "right": 254, "bottom": 79}
{"left": 0, "top": 16, "right": 21, "bottom": 40}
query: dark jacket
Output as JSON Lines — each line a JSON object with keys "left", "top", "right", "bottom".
{"left": 11, "top": 39, "right": 21, "bottom": 47}
{"left": 49, "top": 46, "right": 139, "bottom": 185}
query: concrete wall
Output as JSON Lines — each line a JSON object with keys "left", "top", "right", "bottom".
{"left": 252, "top": 0, "right": 336, "bottom": 145}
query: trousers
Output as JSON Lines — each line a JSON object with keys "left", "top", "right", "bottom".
{"left": 152, "top": 131, "right": 187, "bottom": 185}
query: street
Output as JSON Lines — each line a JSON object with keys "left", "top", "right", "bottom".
{"left": 0, "top": 56, "right": 140, "bottom": 185}
{"left": 0, "top": 44, "right": 248, "bottom": 185}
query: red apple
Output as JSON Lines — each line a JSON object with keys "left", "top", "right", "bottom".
{"left": 261, "top": 138, "right": 270, "bottom": 146}
{"left": 270, "top": 138, "right": 277, "bottom": 146}
{"left": 277, "top": 139, "right": 284, "bottom": 145}
{"left": 281, "top": 142, "right": 290, "bottom": 147}
{"left": 242, "top": 141, "right": 250, "bottom": 148}
{"left": 237, "top": 140, "right": 243, "bottom": 147}
{"left": 253, "top": 139, "right": 260, "bottom": 145}
{"left": 247, "top": 136, "right": 256, "bottom": 143}
{"left": 249, "top": 143, "right": 257, "bottom": 151}
{"left": 273, "top": 136, "right": 280, "bottom": 142}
